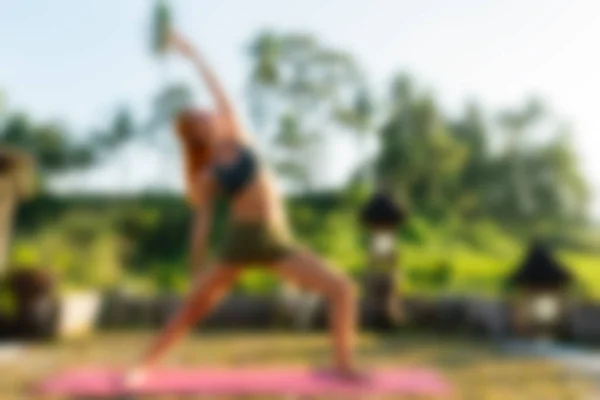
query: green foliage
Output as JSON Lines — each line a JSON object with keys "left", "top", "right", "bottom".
{"left": 149, "top": 261, "right": 189, "bottom": 293}
{"left": 2, "top": 27, "right": 598, "bottom": 301}
{"left": 11, "top": 210, "right": 125, "bottom": 291}
{"left": 247, "top": 31, "right": 372, "bottom": 192}
{"left": 0, "top": 277, "right": 17, "bottom": 318}
{"left": 560, "top": 252, "right": 600, "bottom": 298}
{"left": 0, "top": 84, "right": 193, "bottom": 185}
{"left": 374, "top": 74, "right": 588, "bottom": 236}
{"left": 0, "top": 114, "right": 95, "bottom": 176}
{"left": 151, "top": 0, "right": 172, "bottom": 55}
{"left": 236, "top": 270, "right": 279, "bottom": 293}
{"left": 9, "top": 193, "right": 600, "bottom": 298}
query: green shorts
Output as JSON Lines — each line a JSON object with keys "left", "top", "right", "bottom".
{"left": 218, "top": 221, "right": 296, "bottom": 266}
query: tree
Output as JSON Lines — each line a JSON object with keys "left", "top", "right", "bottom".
{"left": 1, "top": 113, "right": 95, "bottom": 179}
{"left": 451, "top": 103, "right": 490, "bottom": 217}
{"left": 496, "top": 98, "right": 545, "bottom": 218}
{"left": 375, "top": 75, "right": 467, "bottom": 215}
{"left": 247, "top": 31, "right": 372, "bottom": 193}
{"left": 371, "top": 73, "right": 588, "bottom": 238}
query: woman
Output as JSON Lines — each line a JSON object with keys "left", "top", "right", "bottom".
{"left": 127, "top": 31, "right": 359, "bottom": 385}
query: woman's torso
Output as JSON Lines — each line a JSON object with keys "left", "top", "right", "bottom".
{"left": 211, "top": 143, "right": 288, "bottom": 229}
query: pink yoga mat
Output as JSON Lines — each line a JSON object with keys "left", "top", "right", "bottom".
{"left": 37, "top": 367, "right": 451, "bottom": 397}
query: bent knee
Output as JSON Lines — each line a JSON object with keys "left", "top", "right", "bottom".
{"left": 329, "top": 276, "right": 357, "bottom": 302}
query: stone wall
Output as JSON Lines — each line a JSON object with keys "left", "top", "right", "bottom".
{"left": 567, "top": 302, "right": 600, "bottom": 343}
{"left": 94, "top": 292, "right": 600, "bottom": 342}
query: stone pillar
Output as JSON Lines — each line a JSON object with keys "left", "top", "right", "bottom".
{"left": 0, "top": 149, "right": 34, "bottom": 275}
{"left": 359, "top": 190, "right": 406, "bottom": 329}
{"left": 0, "top": 180, "right": 17, "bottom": 274}
{"left": 510, "top": 289, "right": 567, "bottom": 339}
{"left": 362, "top": 228, "right": 403, "bottom": 327}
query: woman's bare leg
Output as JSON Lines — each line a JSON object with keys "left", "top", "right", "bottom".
{"left": 273, "top": 250, "right": 358, "bottom": 374}
{"left": 129, "top": 264, "right": 240, "bottom": 380}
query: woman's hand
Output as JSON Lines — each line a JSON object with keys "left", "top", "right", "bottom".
{"left": 167, "top": 29, "right": 247, "bottom": 138}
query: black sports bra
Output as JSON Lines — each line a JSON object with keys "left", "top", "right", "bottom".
{"left": 213, "top": 146, "right": 258, "bottom": 198}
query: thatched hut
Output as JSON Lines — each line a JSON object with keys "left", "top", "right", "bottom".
{"left": 359, "top": 190, "right": 406, "bottom": 328}
{"left": 507, "top": 241, "right": 573, "bottom": 338}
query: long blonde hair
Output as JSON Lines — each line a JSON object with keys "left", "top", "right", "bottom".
{"left": 175, "top": 109, "right": 215, "bottom": 206}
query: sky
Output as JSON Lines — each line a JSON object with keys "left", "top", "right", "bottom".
{"left": 1, "top": 0, "right": 599, "bottom": 216}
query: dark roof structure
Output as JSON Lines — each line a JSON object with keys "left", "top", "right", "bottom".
{"left": 508, "top": 241, "right": 573, "bottom": 289}
{"left": 360, "top": 191, "right": 406, "bottom": 228}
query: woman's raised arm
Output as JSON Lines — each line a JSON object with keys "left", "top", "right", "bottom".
{"left": 170, "top": 31, "right": 252, "bottom": 143}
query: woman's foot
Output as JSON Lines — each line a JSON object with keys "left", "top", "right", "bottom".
{"left": 122, "top": 366, "right": 149, "bottom": 391}
{"left": 317, "top": 365, "right": 369, "bottom": 382}
{"left": 335, "top": 365, "right": 369, "bottom": 381}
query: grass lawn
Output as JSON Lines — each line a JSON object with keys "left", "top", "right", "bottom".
{"left": 0, "top": 331, "right": 595, "bottom": 399}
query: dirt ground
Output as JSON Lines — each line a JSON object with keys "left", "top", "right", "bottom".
{"left": 0, "top": 331, "right": 595, "bottom": 399}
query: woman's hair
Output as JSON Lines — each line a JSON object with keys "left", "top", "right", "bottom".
{"left": 175, "top": 109, "right": 215, "bottom": 206}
